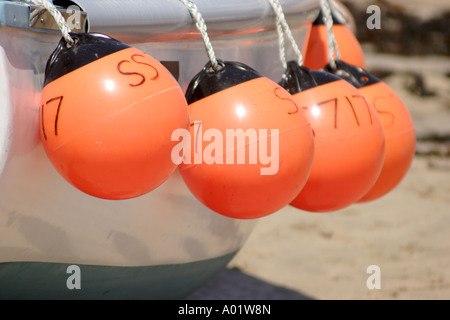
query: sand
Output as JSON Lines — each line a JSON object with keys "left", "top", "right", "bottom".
{"left": 187, "top": 1, "right": 450, "bottom": 300}
{"left": 227, "top": 156, "right": 450, "bottom": 300}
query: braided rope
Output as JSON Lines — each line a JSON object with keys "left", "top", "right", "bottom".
{"left": 329, "top": 0, "right": 347, "bottom": 24}
{"left": 268, "top": 0, "right": 303, "bottom": 68}
{"left": 276, "top": 20, "right": 287, "bottom": 70}
{"left": 320, "top": 0, "right": 341, "bottom": 69}
{"left": 178, "top": 0, "right": 219, "bottom": 71}
{"left": 25, "top": 0, "right": 74, "bottom": 44}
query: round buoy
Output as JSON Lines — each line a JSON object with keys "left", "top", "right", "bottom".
{"left": 303, "top": 11, "right": 366, "bottom": 70}
{"left": 280, "top": 61, "right": 385, "bottom": 212}
{"left": 178, "top": 60, "right": 314, "bottom": 219}
{"left": 40, "top": 33, "right": 190, "bottom": 200}
{"left": 323, "top": 60, "right": 416, "bottom": 202}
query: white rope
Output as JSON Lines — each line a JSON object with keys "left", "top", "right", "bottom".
{"left": 329, "top": 0, "right": 347, "bottom": 25}
{"left": 276, "top": 19, "right": 287, "bottom": 70}
{"left": 320, "top": 0, "right": 341, "bottom": 69}
{"left": 178, "top": 0, "right": 219, "bottom": 71}
{"left": 268, "top": 0, "right": 303, "bottom": 68}
{"left": 25, "top": 0, "right": 74, "bottom": 45}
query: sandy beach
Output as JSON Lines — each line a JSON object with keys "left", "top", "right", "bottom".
{"left": 188, "top": 0, "right": 450, "bottom": 300}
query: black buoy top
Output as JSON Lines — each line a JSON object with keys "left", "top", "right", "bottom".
{"left": 185, "top": 60, "right": 262, "bottom": 104}
{"left": 323, "top": 60, "right": 381, "bottom": 89}
{"left": 279, "top": 61, "right": 341, "bottom": 95}
{"left": 312, "top": 10, "right": 344, "bottom": 26}
{"left": 44, "top": 32, "right": 130, "bottom": 86}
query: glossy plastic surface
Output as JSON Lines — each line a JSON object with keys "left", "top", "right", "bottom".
{"left": 44, "top": 33, "right": 130, "bottom": 86}
{"left": 40, "top": 45, "right": 190, "bottom": 200}
{"left": 323, "top": 60, "right": 379, "bottom": 89}
{"left": 185, "top": 60, "right": 261, "bottom": 104}
{"left": 280, "top": 60, "right": 341, "bottom": 94}
{"left": 289, "top": 79, "right": 385, "bottom": 212}
{"left": 66, "top": 0, "right": 320, "bottom": 43}
{"left": 322, "top": 60, "right": 416, "bottom": 202}
{"left": 358, "top": 82, "right": 416, "bottom": 202}
{"left": 179, "top": 75, "right": 314, "bottom": 219}
{"left": 303, "top": 24, "right": 366, "bottom": 70}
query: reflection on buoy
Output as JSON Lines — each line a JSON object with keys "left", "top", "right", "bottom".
{"left": 179, "top": 60, "right": 314, "bottom": 219}
{"left": 303, "top": 10, "right": 366, "bottom": 70}
{"left": 40, "top": 33, "right": 190, "bottom": 200}
{"left": 323, "top": 60, "right": 416, "bottom": 202}
{"left": 280, "top": 61, "right": 385, "bottom": 212}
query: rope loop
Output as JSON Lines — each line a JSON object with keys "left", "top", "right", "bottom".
{"left": 25, "top": 0, "right": 75, "bottom": 45}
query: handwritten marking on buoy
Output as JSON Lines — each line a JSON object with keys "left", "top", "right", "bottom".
{"left": 117, "top": 54, "right": 159, "bottom": 87}
{"left": 41, "top": 95, "right": 64, "bottom": 140}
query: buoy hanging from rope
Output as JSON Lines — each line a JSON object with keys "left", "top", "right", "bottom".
{"left": 177, "top": 0, "right": 315, "bottom": 219}
{"left": 316, "top": 0, "right": 416, "bottom": 203}
{"left": 281, "top": 63, "right": 385, "bottom": 212}
{"left": 270, "top": 0, "right": 385, "bottom": 213}
{"left": 324, "top": 61, "right": 416, "bottom": 203}
{"left": 36, "top": 1, "right": 190, "bottom": 200}
{"left": 303, "top": 0, "right": 366, "bottom": 70}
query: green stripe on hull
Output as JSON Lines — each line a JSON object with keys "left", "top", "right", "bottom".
{"left": 0, "top": 251, "right": 237, "bottom": 300}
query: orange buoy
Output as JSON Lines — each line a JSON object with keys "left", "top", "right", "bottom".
{"left": 178, "top": 60, "right": 314, "bottom": 219}
{"left": 358, "top": 82, "right": 416, "bottom": 202}
{"left": 303, "top": 11, "right": 366, "bottom": 70}
{"left": 323, "top": 61, "right": 416, "bottom": 202}
{"left": 280, "top": 61, "right": 385, "bottom": 212}
{"left": 40, "top": 33, "right": 190, "bottom": 200}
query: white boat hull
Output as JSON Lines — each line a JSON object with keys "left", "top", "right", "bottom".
{"left": 0, "top": 0, "right": 319, "bottom": 299}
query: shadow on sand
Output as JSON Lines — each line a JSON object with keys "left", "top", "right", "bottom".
{"left": 185, "top": 268, "right": 314, "bottom": 300}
